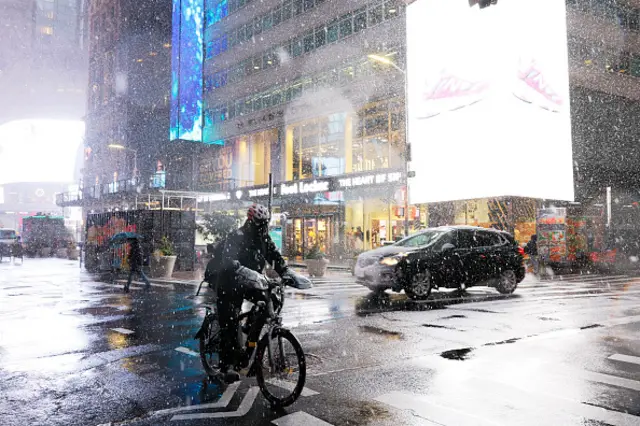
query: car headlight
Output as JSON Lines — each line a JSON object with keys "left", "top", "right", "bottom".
{"left": 379, "top": 254, "right": 406, "bottom": 266}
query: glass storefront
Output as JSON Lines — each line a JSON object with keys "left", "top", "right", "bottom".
{"left": 285, "top": 214, "right": 338, "bottom": 259}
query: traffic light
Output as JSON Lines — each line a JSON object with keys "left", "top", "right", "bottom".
{"left": 469, "top": 0, "right": 498, "bottom": 8}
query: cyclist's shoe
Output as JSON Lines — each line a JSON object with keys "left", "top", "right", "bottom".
{"left": 223, "top": 368, "right": 240, "bottom": 383}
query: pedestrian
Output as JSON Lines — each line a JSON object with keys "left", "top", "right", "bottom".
{"left": 125, "top": 239, "right": 150, "bottom": 292}
{"left": 525, "top": 234, "right": 539, "bottom": 276}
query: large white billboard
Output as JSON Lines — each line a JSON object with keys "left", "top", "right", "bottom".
{"left": 406, "top": 0, "right": 573, "bottom": 204}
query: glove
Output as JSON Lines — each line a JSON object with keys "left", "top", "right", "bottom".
{"left": 235, "top": 265, "right": 269, "bottom": 291}
{"left": 281, "top": 269, "right": 313, "bottom": 289}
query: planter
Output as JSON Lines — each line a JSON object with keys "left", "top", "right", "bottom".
{"left": 150, "top": 255, "right": 177, "bottom": 279}
{"left": 40, "top": 247, "right": 52, "bottom": 257}
{"left": 55, "top": 248, "right": 68, "bottom": 258}
{"left": 305, "top": 258, "right": 329, "bottom": 277}
{"left": 68, "top": 249, "right": 79, "bottom": 260}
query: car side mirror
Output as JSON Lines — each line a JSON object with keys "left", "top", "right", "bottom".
{"left": 441, "top": 243, "right": 455, "bottom": 252}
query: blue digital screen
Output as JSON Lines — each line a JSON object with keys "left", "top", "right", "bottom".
{"left": 170, "top": 0, "right": 204, "bottom": 142}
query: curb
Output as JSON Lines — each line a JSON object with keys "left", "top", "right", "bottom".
{"left": 289, "top": 263, "right": 352, "bottom": 271}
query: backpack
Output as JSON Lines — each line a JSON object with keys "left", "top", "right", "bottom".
{"left": 204, "top": 239, "right": 226, "bottom": 284}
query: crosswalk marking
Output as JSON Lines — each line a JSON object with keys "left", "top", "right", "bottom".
{"left": 266, "top": 379, "right": 319, "bottom": 396}
{"left": 152, "top": 382, "right": 240, "bottom": 416}
{"left": 110, "top": 327, "right": 134, "bottom": 335}
{"left": 608, "top": 353, "right": 640, "bottom": 366}
{"left": 272, "top": 411, "right": 333, "bottom": 426}
{"left": 175, "top": 346, "right": 199, "bottom": 357}
{"left": 170, "top": 386, "right": 259, "bottom": 420}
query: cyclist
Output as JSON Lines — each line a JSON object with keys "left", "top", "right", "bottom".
{"left": 216, "top": 204, "right": 293, "bottom": 383}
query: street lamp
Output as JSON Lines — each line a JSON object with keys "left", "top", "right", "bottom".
{"left": 108, "top": 144, "right": 138, "bottom": 183}
{"left": 368, "top": 54, "right": 412, "bottom": 237}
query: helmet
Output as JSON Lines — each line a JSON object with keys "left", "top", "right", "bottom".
{"left": 247, "top": 204, "right": 270, "bottom": 225}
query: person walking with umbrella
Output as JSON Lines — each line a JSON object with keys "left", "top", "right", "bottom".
{"left": 125, "top": 237, "right": 150, "bottom": 292}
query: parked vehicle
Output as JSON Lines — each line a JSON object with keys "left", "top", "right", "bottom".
{"left": 354, "top": 226, "right": 526, "bottom": 300}
{"left": 0, "top": 228, "right": 17, "bottom": 260}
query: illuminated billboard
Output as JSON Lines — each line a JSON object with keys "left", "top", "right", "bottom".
{"left": 170, "top": 0, "right": 204, "bottom": 142}
{"left": 406, "top": 0, "right": 573, "bottom": 203}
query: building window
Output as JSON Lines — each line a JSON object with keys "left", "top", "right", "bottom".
{"left": 288, "top": 115, "right": 346, "bottom": 180}
{"left": 40, "top": 26, "right": 54, "bottom": 35}
{"left": 327, "top": 22, "right": 339, "bottom": 43}
{"left": 354, "top": 8, "right": 367, "bottom": 32}
{"left": 339, "top": 14, "right": 353, "bottom": 38}
{"left": 352, "top": 99, "right": 404, "bottom": 173}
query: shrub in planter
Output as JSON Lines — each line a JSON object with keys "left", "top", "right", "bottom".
{"left": 150, "top": 236, "right": 177, "bottom": 279}
{"left": 304, "top": 245, "right": 329, "bottom": 277}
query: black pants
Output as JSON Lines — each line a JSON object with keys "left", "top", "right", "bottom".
{"left": 216, "top": 277, "right": 268, "bottom": 370}
{"left": 216, "top": 278, "right": 244, "bottom": 370}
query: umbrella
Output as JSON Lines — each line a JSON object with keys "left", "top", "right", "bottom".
{"left": 109, "top": 232, "right": 143, "bottom": 245}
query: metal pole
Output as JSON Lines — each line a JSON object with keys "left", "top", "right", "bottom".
{"left": 606, "top": 186, "right": 612, "bottom": 227}
{"left": 402, "top": 60, "right": 411, "bottom": 237}
{"left": 268, "top": 172, "right": 273, "bottom": 215}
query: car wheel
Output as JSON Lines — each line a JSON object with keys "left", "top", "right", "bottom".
{"left": 404, "top": 270, "right": 433, "bottom": 300}
{"left": 496, "top": 270, "right": 518, "bottom": 294}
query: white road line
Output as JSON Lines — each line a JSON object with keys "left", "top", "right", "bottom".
{"left": 152, "top": 382, "right": 240, "bottom": 416}
{"left": 113, "top": 280, "right": 173, "bottom": 289}
{"left": 580, "top": 369, "right": 640, "bottom": 392}
{"left": 266, "top": 379, "right": 319, "bottom": 396}
{"left": 272, "top": 411, "right": 333, "bottom": 426}
{"left": 174, "top": 346, "right": 199, "bottom": 357}
{"left": 170, "top": 386, "right": 259, "bottom": 420}
{"left": 110, "top": 328, "right": 134, "bottom": 335}
{"left": 608, "top": 353, "right": 640, "bottom": 366}
{"left": 375, "top": 391, "right": 499, "bottom": 426}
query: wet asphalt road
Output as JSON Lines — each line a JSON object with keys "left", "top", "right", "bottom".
{"left": 1, "top": 259, "right": 640, "bottom": 426}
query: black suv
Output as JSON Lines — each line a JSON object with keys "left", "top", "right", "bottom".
{"left": 354, "top": 226, "right": 525, "bottom": 300}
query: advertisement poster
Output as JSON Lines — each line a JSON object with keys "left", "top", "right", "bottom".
{"left": 537, "top": 208, "right": 567, "bottom": 262}
{"left": 406, "top": 0, "right": 573, "bottom": 203}
{"left": 269, "top": 227, "right": 283, "bottom": 252}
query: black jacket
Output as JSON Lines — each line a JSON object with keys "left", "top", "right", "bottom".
{"left": 219, "top": 224, "right": 287, "bottom": 280}
{"left": 128, "top": 241, "right": 144, "bottom": 270}
{"left": 525, "top": 238, "right": 538, "bottom": 256}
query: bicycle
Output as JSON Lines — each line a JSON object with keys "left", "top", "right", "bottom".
{"left": 194, "top": 277, "right": 307, "bottom": 408}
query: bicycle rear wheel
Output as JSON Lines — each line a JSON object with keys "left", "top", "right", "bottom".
{"left": 255, "top": 328, "right": 306, "bottom": 408}
{"left": 198, "top": 313, "right": 221, "bottom": 377}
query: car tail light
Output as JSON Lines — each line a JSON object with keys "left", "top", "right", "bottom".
{"left": 517, "top": 247, "right": 525, "bottom": 256}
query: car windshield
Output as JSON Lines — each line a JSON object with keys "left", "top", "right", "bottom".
{"left": 395, "top": 230, "right": 446, "bottom": 247}
{"left": 0, "top": 230, "right": 15, "bottom": 240}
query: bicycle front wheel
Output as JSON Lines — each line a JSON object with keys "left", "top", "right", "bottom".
{"left": 255, "top": 328, "right": 306, "bottom": 408}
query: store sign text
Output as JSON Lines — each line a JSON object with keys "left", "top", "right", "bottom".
{"left": 280, "top": 180, "right": 330, "bottom": 196}
{"left": 248, "top": 187, "right": 270, "bottom": 197}
{"left": 339, "top": 172, "right": 403, "bottom": 189}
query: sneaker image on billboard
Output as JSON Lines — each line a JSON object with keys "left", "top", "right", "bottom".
{"left": 513, "top": 60, "right": 564, "bottom": 113}
{"left": 416, "top": 72, "right": 490, "bottom": 120}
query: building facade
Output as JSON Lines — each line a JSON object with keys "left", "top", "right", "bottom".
{"left": 83, "top": 0, "right": 183, "bottom": 208}
{"left": 57, "top": 0, "right": 640, "bottom": 257}
{"left": 190, "top": 0, "right": 410, "bottom": 259}
{"left": 0, "top": 0, "right": 88, "bottom": 124}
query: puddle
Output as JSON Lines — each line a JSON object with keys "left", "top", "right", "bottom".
{"left": 440, "top": 348, "right": 473, "bottom": 361}
{"left": 358, "top": 325, "right": 403, "bottom": 340}
{"left": 461, "top": 308, "right": 502, "bottom": 314}
{"left": 440, "top": 314, "right": 467, "bottom": 320}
